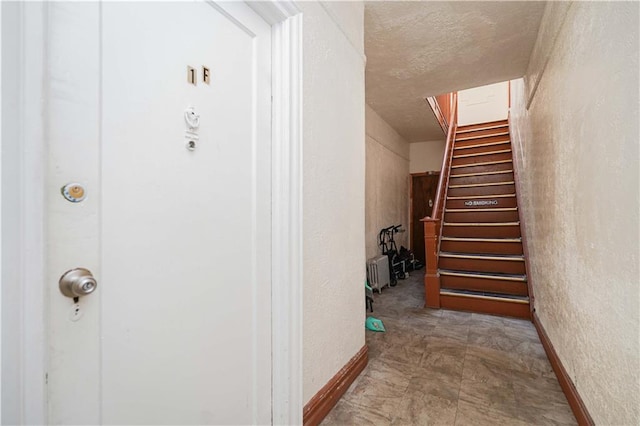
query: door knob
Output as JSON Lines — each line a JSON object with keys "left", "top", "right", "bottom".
{"left": 429, "top": 199, "right": 433, "bottom": 207}
{"left": 59, "top": 268, "right": 98, "bottom": 298}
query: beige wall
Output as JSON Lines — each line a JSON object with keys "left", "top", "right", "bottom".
{"left": 409, "top": 140, "right": 445, "bottom": 174}
{"left": 365, "top": 105, "right": 410, "bottom": 260}
{"left": 300, "top": 1, "right": 366, "bottom": 404}
{"left": 457, "top": 81, "right": 509, "bottom": 126}
{"left": 510, "top": 2, "right": 639, "bottom": 424}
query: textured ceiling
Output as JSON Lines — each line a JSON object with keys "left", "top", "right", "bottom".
{"left": 365, "top": 1, "right": 547, "bottom": 142}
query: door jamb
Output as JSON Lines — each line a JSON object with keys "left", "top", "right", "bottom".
{"left": 1, "top": 1, "right": 48, "bottom": 424}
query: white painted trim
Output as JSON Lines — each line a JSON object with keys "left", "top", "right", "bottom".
{"left": 0, "top": 1, "right": 3, "bottom": 420}
{"left": 248, "top": 2, "right": 304, "bottom": 424}
{"left": 21, "top": 4, "right": 47, "bottom": 422}
{"left": 1, "top": 2, "right": 48, "bottom": 424}
{"left": 248, "top": 1, "right": 300, "bottom": 26}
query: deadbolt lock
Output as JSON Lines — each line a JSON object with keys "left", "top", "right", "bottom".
{"left": 59, "top": 268, "right": 98, "bottom": 299}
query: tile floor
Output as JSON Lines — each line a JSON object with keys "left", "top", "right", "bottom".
{"left": 321, "top": 272, "right": 576, "bottom": 425}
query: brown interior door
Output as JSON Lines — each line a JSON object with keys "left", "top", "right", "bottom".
{"left": 411, "top": 173, "right": 440, "bottom": 264}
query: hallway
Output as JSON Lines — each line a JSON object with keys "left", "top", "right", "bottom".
{"left": 322, "top": 273, "right": 576, "bottom": 425}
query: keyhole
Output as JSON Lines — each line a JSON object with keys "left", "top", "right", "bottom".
{"left": 186, "top": 140, "right": 196, "bottom": 151}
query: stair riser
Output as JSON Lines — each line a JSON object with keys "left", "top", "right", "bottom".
{"left": 441, "top": 275, "right": 529, "bottom": 296}
{"left": 440, "top": 294, "right": 531, "bottom": 319}
{"left": 448, "top": 184, "right": 515, "bottom": 197}
{"left": 457, "top": 119, "right": 508, "bottom": 132}
{"left": 454, "top": 142, "right": 511, "bottom": 156}
{"left": 440, "top": 240, "right": 523, "bottom": 255}
{"left": 451, "top": 162, "right": 512, "bottom": 175}
{"left": 442, "top": 226, "right": 522, "bottom": 239}
{"left": 455, "top": 126, "right": 509, "bottom": 139}
{"left": 455, "top": 134, "right": 510, "bottom": 148}
{"left": 452, "top": 152, "right": 512, "bottom": 167}
{"left": 444, "top": 210, "right": 519, "bottom": 223}
{"left": 449, "top": 172, "right": 514, "bottom": 186}
{"left": 439, "top": 258, "right": 526, "bottom": 275}
{"left": 446, "top": 197, "right": 517, "bottom": 209}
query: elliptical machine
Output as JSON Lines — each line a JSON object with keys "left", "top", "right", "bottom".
{"left": 378, "top": 225, "right": 408, "bottom": 286}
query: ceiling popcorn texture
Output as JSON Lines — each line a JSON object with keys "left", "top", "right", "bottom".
{"left": 365, "top": 1, "right": 547, "bottom": 142}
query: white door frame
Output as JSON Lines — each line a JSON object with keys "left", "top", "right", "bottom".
{"left": 1, "top": 2, "right": 48, "bottom": 424}
{"left": 247, "top": 2, "right": 304, "bottom": 424}
{"left": 0, "top": 1, "right": 303, "bottom": 424}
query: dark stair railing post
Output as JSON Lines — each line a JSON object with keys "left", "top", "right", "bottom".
{"left": 422, "top": 218, "right": 441, "bottom": 308}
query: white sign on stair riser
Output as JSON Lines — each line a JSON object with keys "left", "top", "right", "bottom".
{"left": 464, "top": 199, "right": 499, "bottom": 207}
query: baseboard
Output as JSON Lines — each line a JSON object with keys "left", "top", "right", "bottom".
{"left": 533, "top": 313, "right": 594, "bottom": 425}
{"left": 303, "top": 345, "right": 368, "bottom": 426}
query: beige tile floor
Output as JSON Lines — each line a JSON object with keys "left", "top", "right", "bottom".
{"left": 321, "top": 272, "right": 576, "bottom": 426}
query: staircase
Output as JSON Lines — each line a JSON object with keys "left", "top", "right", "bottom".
{"left": 437, "top": 119, "right": 530, "bottom": 318}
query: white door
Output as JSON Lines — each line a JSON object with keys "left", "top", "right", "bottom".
{"left": 46, "top": 2, "right": 272, "bottom": 424}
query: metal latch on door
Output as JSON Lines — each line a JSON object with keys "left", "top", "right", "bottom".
{"left": 59, "top": 268, "right": 98, "bottom": 299}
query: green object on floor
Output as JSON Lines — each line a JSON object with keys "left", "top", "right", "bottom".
{"left": 365, "top": 316, "right": 385, "bottom": 332}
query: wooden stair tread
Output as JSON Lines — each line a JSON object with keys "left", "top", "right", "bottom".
{"left": 440, "top": 252, "right": 524, "bottom": 262}
{"left": 443, "top": 222, "right": 520, "bottom": 227}
{"left": 453, "top": 149, "right": 512, "bottom": 159}
{"left": 445, "top": 207, "right": 517, "bottom": 212}
{"left": 440, "top": 288, "right": 529, "bottom": 303}
{"left": 450, "top": 169, "right": 513, "bottom": 178}
{"left": 440, "top": 237, "right": 522, "bottom": 242}
{"left": 456, "top": 122, "right": 509, "bottom": 134}
{"left": 449, "top": 181, "right": 515, "bottom": 189}
{"left": 457, "top": 119, "right": 508, "bottom": 129}
{"left": 439, "top": 270, "right": 527, "bottom": 282}
{"left": 447, "top": 193, "right": 515, "bottom": 200}
{"left": 455, "top": 131, "right": 510, "bottom": 142}
{"left": 451, "top": 159, "right": 511, "bottom": 169}
{"left": 439, "top": 290, "right": 531, "bottom": 319}
{"left": 454, "top": 141, "right": 511, "bottom": 151}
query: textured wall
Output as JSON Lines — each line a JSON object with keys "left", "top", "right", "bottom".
{"left": 365, "top": 105, "right": 410, "bottom": 260}
{"left": 522, "top": 1, "right": 572, "bottom": 105}
{"left": 457, "top": 81, "right": 509, "bottom": 126}
{"left": 300, "top": 1, "right": 366, "bottom": 404}
{"left": 409, "top": 140, "right": 445, "bottom": 174}
{"left": 509, "top": 2, "right": 639, "bottom": 424}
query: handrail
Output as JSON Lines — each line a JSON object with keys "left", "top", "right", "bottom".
{"left": 421, "top": 91, "right": 457, "bottom": 308}
{"left": 436, "top": 93, "right": 451, "bottom": 129}
{"left": 429, "top": 92, "right": 457, "bottom": 222}
{"left": 426, "top": 94, "right": 450, "bottom": 134}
